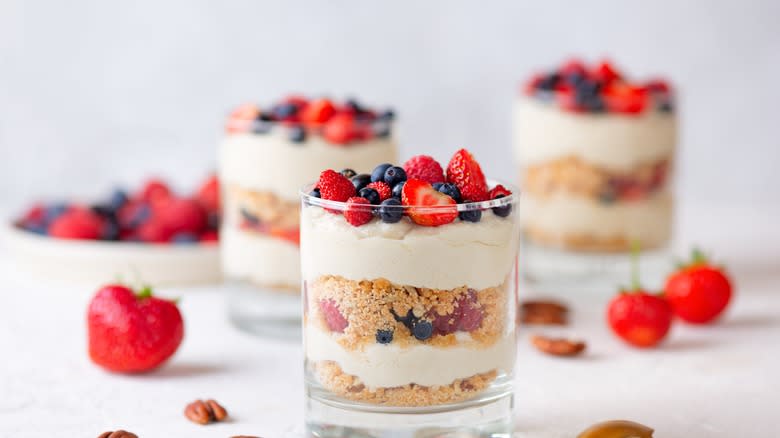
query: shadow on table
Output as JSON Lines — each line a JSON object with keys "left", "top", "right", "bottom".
{"left": 141, "top": 362, "right": 229, "bottom": 379}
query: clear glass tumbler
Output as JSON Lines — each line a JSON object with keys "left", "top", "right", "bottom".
{"left": 300, "top": 184, "right": 520, "bottom": 437}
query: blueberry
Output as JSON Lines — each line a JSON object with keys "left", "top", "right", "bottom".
{"left": 240, "top": 208, "right": 260, "bottom": 225}
{"left": 340, "top": 168, "right": 357, "bottom": 179}
{"left": 378, "top": 109, "right": 395, "bottom": 121}
{"left": 172, "top": 232, "right": 198, "bottom": 244}
{"left": 375, "top": 329, "right": 394, "bottom": 344}
{"left": 102, "top": 219, "right": 121, "bottom": 241}
{"left": 576, "top": 79, "right": 603, "bottom": 97}
{"left": 436, "top": 183, "right": 462, "bottom": 203}
{"left": 252, "top": 119, "right": 272, "bottom": 134}
{"left": 459, "top": 209, "right": 482, "bottom": 222}
{"left": 491, "top": 195, "right": 512, "bottom": 218}
{"left": 378, "top": 198, "right": 403, "bottom": 223}
{"left": 24, "top": 222, "right": 48, "bottom": 235}
{"left": 565, "top": 71, "right": 586, "bottom": 86}
{"left": 431, "top": 182, "right": 444, "bottom": 191}
{"left": 90, "top": 203, "right": 116, "bottom": 219}
{"left": 351, "top": 174, "right": 372, "bottom": 191}
{"left": 383, "top": 166, "right": 407, "bottom": 187}
{"left": 658, "top": 100, "right": 674, "bottom": 113}
{"left": 392, "top": 181, "right": 405, "bottom": 199}
{"left": 371, "top": 163, "right": 393, "bottom": 183}
{"left": 127, "top": 203, "right": 151, "bottom": 228}
{"left": 289, "top": 125, "right": 306, "bottom": 143}
{"left": 258, "top": 111, "right": 275, "bottom": 122}
{"left": 109, "top": 189, "right": 128, "bottom": 211}
{"left": 309, "top": 188, "right": 321, "bottom": 198}
{"left": 345, "top": 98, "right": 363, "bottom": 113}
{"left": 273, "top": 103, "right": 298, "bottom": 119}
{"left": 359, "top": 187, "right": 380, "bottom": 205}
{"left": 373, "top": 123, "right": 391, "bottom": 138}
{"left": 537, "top": 73, "right": 561, "bottom": 91}
{"left": 207, "top": 211, "right": 220, "bottom": 230}
{"left": 44, "top": 203, "right": 68, "bottom": 223}
{"left": 412, "top": 320, "right": 433, "bottom": 341}
{"left": 391, "top": 309, "right": 417, "bottom": 330}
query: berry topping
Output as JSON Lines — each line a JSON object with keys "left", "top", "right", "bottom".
{"left": 157, "top": 198, "right": 207, "bottom": 236}
{"left": 377, "top": 198, "right": 403, "bottom": 224}
{"left": 383, "top": 166, "right": 407, "bottom": 187}
{"left": 300, "top": 98, "right": 336, "bottom": 124}
{"left": 602, "top": 83, "right": 648, "bottom": 114}
{"left": 323, "top": 113, "right": 356, "bottom": 144}
{"left": 319, "top": 299, "right": 348, "bottom": 333}
{"left": 371, "top": 163, "right": 393, "bottom": 183}
{"left": 317, "top": 170, "right": 356, "bottom": 202}
{"left": 592, "top": 60, "right": 621, "bottom": 84}
{"left": 412, "top": 320, "right": 433, "bottom": 341}
{"left": 458, "top": 209, "right": 482, "bottom": 223}
{"left": 139, "top": 179, "right": 172, "bottom": 205}
{"left": 309, "top": 188, "right": 321, "bottom": 198}
{"left": 340, "top": 168, "right": 357, "bottom": 179}
{"left": 391, "top": 181, "right": 405, "bottom": 199}
{"left": 350, "top": 174, "right": 372, "bottom": 192}
{"left": 288, "top": 125, "right": 307, "bottom": 143}
{"left": 375, "top": 329, "right": 394, "bottom": 344}
{"left": 489, "top": 184, "right": 513, "bottom": 217}
{"left": 436, "top": 183, "right": 462, "bottom": 203}
{"left": 366, "top": 182, "right": 392, "bottom": 202}
{"left": 358, "top": 187, "right": 381, "bottom": 205}
{"left": 196, "top": 175, "right": 219, "bottom": 213}
{"left": 344, "top": 197, "right": 374, "bottom": 227}
{"left": 403, "top": 155, "right": 445, "bottom": 184}
{"left": 401, "top": 179, "right": 458, "bottom": 227}
{"left": 48, "top": 208, "right": 105, "bottom": 240}
{"left": 446, "top": 149, "right": 488, "bottom": 202}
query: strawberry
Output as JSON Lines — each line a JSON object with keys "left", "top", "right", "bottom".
{"left": 88, "top": 284, "right": 184, "bottom": 373}
{"left": 607, "top": 246, "right": 673, "bottom": 348}
{"left": 196, "top": 174, "right": 220, "bottom": 213}
{"left": 344, "top": 197, "right": 373, "bottom": 227}
{"left": 323, "top": 113, "right": 356, "bottom": 144}
{"left": 300, "top": 98, "right": 336, "bottom": 124}
{"left": 199, "top": 230, "right": 219, "bottom": 244}
{"left": 226, "top": 103, "right": 260, "bottom": 134}
{"left": 138, "top": 179, "right": 172, "bottom": 206}
{"left": 488, "top": 184, "right": 512, "bottom": 199}
{"left": 592, "top": 60, "right": 621, "bottom": 84}
{"left": 560, "top": 58, "right": 586, "bottom": 78}
{"left": 602, "top": 82, "right": 648, "bottom": 114}
{"left": 365, "top": 182, "right": 392, "bottom": 201}
{"left": 664, "top": 249, "right": 733, "bottom": 324}
{"left": 401, "top": 179, "right": 457, "bottom": 227}
{"left": 319, "top": 299, "right": 348, "bottom": 333}
{"left": 446, "top": 149, "right": 488, "bottom": 201}
{"left": 48, "top": 207, "right": 105, "bottom": 240}
{"left": 156, "top": 198, "right": 207, "bottom": 236}
{"left": 403, "top": 155, "right": 445, "bottom": 184}
{"left": 645, "top": 79, "right": 671, "bottom": 94}
{"left": 316, "top": 169, "right": 355, "bottom": 202}
{"left": 135, "top": 219, "right": 172, "bottom": 243}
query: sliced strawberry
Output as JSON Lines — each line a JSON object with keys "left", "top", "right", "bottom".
{"left": 603, "top": 82, "right": 648, "bottom": 114}
{"left": 592, "top": 60, "right": 621, "bottom": 84}
{"left": 300, "top": 98, "right": 336, "bottom": 125}
{"left": 319, "top": 299, "right": 348, "bottom": 333}
{"left": 445, "top": 149, "right": 488, "bottom": 201}
{"left": 401, "top": 179, "right": 457, "bottom": 227}
{"left": 344, "top": 197, "right": 374, "bottom": 227}
{"left": 488, "top": 184, "right": 512, "bottom": 199}
{"left": 323, "top": 113, "right": 356, "bottom": 145}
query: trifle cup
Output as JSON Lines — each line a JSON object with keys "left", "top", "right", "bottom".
{"left": 300, "top": 150, "right": 520, "bottom": 437}
{"left": 513, "top": 59, "right": 677, "bottom": 284}
{"left": 219, "top": 96, "right": 398, "bottom": 336}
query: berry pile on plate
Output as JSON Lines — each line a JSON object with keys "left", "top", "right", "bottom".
{"left": 14, "top": 175, "right": 220, "bottom": 244}
{"left": 225, "top": 96, "right": 394, "bottom": 145}
{"left": 524, "top": 59, "right": 674, "bottom": 114}
{"left": 309, "top": 148, "right": 514, "bottom": 227}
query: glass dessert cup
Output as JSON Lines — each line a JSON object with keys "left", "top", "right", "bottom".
{"left": 299, "top": 184, "right": 520, "bottom": 437}
{"left": 220, "top": 115, "right": 397, "bottom": 338}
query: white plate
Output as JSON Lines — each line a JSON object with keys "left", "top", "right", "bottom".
{"left": 1, "top": 223, "right": 221, "bottom": 286}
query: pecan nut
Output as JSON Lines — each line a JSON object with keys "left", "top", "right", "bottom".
{"left": 184, "top": 399, "right": 228, "bottom": 425}
{"left": 97, "top": 431, "right": 138, "bottom": 438}
{"left": 519, "top": 299, "right": 569, "bottom": 325}
{"left": 531, "top": 334, "right": 586, "bottom": 357}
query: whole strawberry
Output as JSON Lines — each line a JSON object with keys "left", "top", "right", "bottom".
{"left": 446, "top": 149, "right": 488, "bottom": 201}
{"left": 88, "top": 284, "right": 184, "bottom": 373}
{"left": 664, "top": 248, "right": 733, "bottom": 324}
{"left": 607, "top": 246, "right": 673, "bottom": 348}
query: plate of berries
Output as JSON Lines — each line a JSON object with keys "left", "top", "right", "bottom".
{"left": 2, "top": 176, "right": 221, "bottom": 286}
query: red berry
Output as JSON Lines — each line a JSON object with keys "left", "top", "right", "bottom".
{"left": 48, "top": 207, "right": 105, "bottom": 240}
{"left": 284, "top": 95, "right": 309, "bottom": 109}
{"left": 431, "top": 311, "right": 459, "bottom": 335}
{"left": 560, "top": 58, "right": 586, "bottom": 77}
{"left": 488, "top": 184, "right": 512, "bottom": 199}
{"left": 138, "top": 179, "right": 172, "bottom": 205}
{"left": 607, "top": 291, "right": 673, "bottom": 348}
{"left": 645, "top": 79, "right": 671, "bottom": 94}
{"left": 157, "top": 198, "right": 207, "bottom": 235}
{"left": 592, "top": 60, "right": 621, "bottom": 84}
{"left": 316, "top": 169, "right": 356, "bottom": 202}
{"left": 196, "top": 174, "right": 220, "bottom": 213}
{"left": 456, "top": 290, "right": 483, "bottom": 331}
{"left": 199, "top": 230, "right": 219, "bottom": 244}
{"left": 226, "top": 103, "right": 260, "bottom": 134}
{"left": 23, "top": 203, "right": 46, "bottom": 223}
{"left": 300, "top": 98, "right": 336, "bottom": 124}
{"left": 446, "top": 149, "right": 488, "bottom": 201}
{"left": 664, "top": 250, "right": 733, "bottom": 324}
{"left": 87, "top": 284, "right": 184, "bottom": 373}
{"left": 319, "top": 299, "right": 348, "bottom": 333}
{"left": 323, "top": 113, "right": 356, "bottom": 144}
{"left": 344, "top": 197, "right": 373, "bottom": 227}
{"left": 602, "top": 83, "right": 648, "bottom": 114}
{"left": 403, "top": 155, "right": 445, "bottom": 184}
{"left": 365, "top": 182, "right": 392, "bottom": 201}
{"left": 135, "top": 220, "right": 171, "bottom": 243}
{"left": 401, "top": 179, "right": 457, "bottom": 227}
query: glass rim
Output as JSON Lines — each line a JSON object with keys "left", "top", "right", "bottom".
{"left": 299, "top": 178, "right": 519, "bottom": 212}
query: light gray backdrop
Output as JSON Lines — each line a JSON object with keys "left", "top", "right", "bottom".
{"left": 1, "top": 0, "right": 778, "bottom": 207}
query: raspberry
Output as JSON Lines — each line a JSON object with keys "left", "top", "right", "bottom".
{"left": 446, "top": 149, "right": 488, "bottom": 201}
{"left": 365, "top": 182, "right": 392, "bottom": 201}
{"left": 344, "top": 197, "right": 373, "bottom": 227}
{"left": 489, "top": 184, "right": 512, "bottom": 199}
{"left": 403, "top": 155, "right": 445, "bottom": 184}
{"left": 316, "top": 170, "right": 356, "bottom": 202}
{"left": 431, "top": 311, "right": 459, "bottom": 336}
{"left": 457, "top": 290, "right": 483, "bottom": 331}
{"left": 319, "top": 299, "right": 348, "bottom": 333}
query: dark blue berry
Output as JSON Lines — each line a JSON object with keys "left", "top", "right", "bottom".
{"left": 351, "top": 174, "right": 372, "bottom": 191}
{"left": 459, "top": 209, "right": 482, "bottom": 222}
{"left": 378, "top": 198, "right": 403, "bottom": 223}
{"left": 371, "top": 163, "right": 393, "bottom": 183}
{"left": 359, "top": 187, "right": 380, "bottom": 205}
{"left": 240, "top": 208, "right": 260, "bottom": 225}
{"left": 432, "top": 182, "right": 444, "bottom": 191}
{"left": 258, "top": 112, "right": 274, "bottom": 122}
{"left": 90, "top": 203, "right": 116, "bottom": 219}
{"left": 436, "top": 183, "right": 462, "bottom": 203}
{"left": 207, "top": 211, "right": 220, "bottom": 230}
{"left": 412, "top": 320, "right": 433, "bottom": 341}
{"left": 309, "top": 188, "right": 322, "bottom": 198}
{"left": 273, "top": 103, "right": 298, "bottom": 119}
{"left": 491, "top": 195, "right": 512, "bottom": 218}
{"left": 373, "top": 123, "right": 391, "bottom": 138}
{"left": 102, "top": 219, "right": 121, "bottom": 241}
{"left": 392, "top": 181, "right": 405, "bottom": 199}
{"left": 658, "top": 100, "right": 674, "bottom": 113}
{"left": 127, "top": 203, "right": 151, "bottom": 228}
{"left": 383, "top": 166, "right": 407, "bottom": 187}
{"left": 375, "top": 329, "right": 394, "bottom": 344}
{"left": 44, "top": 204, "right": 68, "bottom": 223}
{"left": 340, "top": 168, "right": 357, "bottom": 179}
{"left": 565, "top": 71, "right": 586, "bottom": 86}
{"left": 345, "top": 98, "right": 363, "bottom": 113}
{"left": 378, "top": 109, "right": 395, "bottom": 121}
{"left": 392, "top": 309, "right": 417, "bottom": 330}
{"left": 24, "top": 223, "right": 48, "bottom": 235}
{"left": 109, "top": 189, "right": 128, "bottom": 211}
{"left": 289, "top": 125, "right": 306, "bottom": 143}
{"left": 172, "top": 232, "right": 198, "bottom": 244}
{"left": 537, "top": 73, "right": 561, "bottom": 91}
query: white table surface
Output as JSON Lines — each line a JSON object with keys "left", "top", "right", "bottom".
{"left": 1, "top": 202, "right": 778, "bottom": 437}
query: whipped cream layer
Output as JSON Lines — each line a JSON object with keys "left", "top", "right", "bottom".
{"left": 522, "top": 192, "right": 673, "bottom": 246}
{"left": 513, "top": 97, "right": 677, "bottom": 171}
{"left": 220, "top": 227, "right": 300, "bottom": 288}
{"left": 306, "top": 325, "right": 515, "bottom": 388}
{"left": 219, "top": 132, "right": 397, "bottom": 201}
{"left": 300, "top": 207, "right": 520, "bottom": 290}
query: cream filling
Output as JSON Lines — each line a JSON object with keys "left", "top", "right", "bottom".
{"left": 219, "top": 132, "right": 397, "bottom": 201}
{"left": 300, "top": 207, "right": 521, "bottom": 290}
{"left": 513, "top": 97, "right": 677, "bottom": 171}
{"left": 220, "top": 226, "right": 300, "bottom": 287}
{"left": 306, "top": 324, "right": 516, "bottom": 388}
{"left": 522, "top": 192, "right": 673, "bottom": 244}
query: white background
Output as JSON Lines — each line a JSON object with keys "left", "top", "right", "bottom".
{"left": 1, "top": 0, "right": 779, "bottom": 207}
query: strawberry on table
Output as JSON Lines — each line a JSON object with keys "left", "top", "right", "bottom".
{"left": 664, "top": 248, "right": 733, "bottom": 324}
{"left": 446, "top": 148, "right": 488, "bottom": 201}
{"left": 88, "top": 284, "right": 184, "bottom": 373}
{"left": 401, "top": 179, "right": 457, "bottom": 227}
